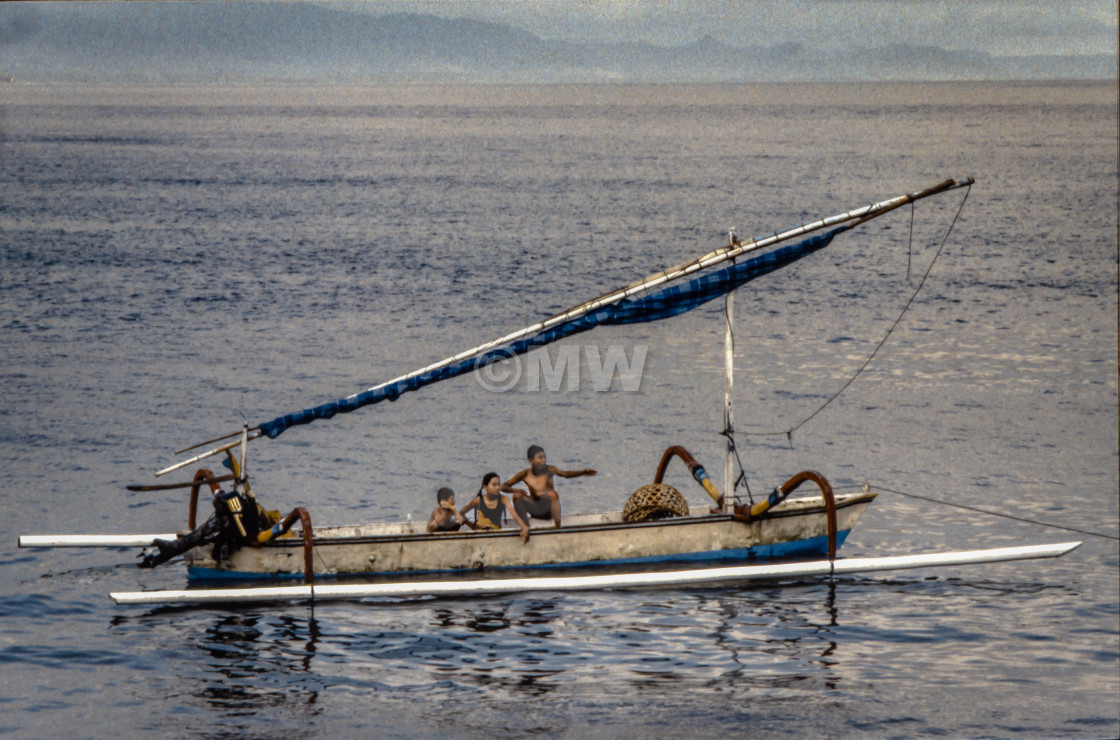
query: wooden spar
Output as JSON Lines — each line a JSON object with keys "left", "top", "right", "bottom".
{"left": 20, "top": 534, "right": 178, "bottom": 548}
{"left": 539, "top": 178, "right": 971, "bottom": 330}
{"left": 126, "top": 474, "right": 235, "bottom": 492}
{"left": 292, "top": 178, "right": 976, "bottom": 395}
{"left": 165, "top": 177, "right": 975, "bottom": 470}
{"left": 109, "top": 541, "right": 1079, "bottom": 606}
{"left": 156, "top": 435, "right": 258, "bottom": 478}
{"left": 174, "top": 429, "right": 244, "bottom": 456}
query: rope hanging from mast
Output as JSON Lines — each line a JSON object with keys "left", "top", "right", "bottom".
{"left": 743, "top": 180, "right": 973, "bottom": 445}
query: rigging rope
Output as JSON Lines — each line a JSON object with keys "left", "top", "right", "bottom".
{"left": 868, "top": 484, "right": 1120, "bottom": 541}
{"left": 744, "top": 182, "right": 972, "bottom": 443}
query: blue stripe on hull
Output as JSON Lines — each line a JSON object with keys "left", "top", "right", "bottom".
{"left": 187, "top": 530, "right": 852, "bottom": 583}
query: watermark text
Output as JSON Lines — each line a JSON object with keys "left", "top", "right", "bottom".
{"left": 473, "top": 344, "right": 648, "bottom": 393}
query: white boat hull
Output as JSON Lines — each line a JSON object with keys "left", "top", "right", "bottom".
{"left": 183, "top": 492, "right": 876, "bottom": 580}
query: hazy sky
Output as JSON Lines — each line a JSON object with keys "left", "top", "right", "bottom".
{"left": 344, "top": 0, "right": 1118, "bottom": 56}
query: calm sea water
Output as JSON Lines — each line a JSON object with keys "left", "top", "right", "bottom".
{"left": 1, "top": 82, "right": 1117, "bottom": 739}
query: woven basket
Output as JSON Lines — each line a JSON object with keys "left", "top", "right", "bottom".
{"left": 622, "top": 483, "right": 690, "bottom": 523}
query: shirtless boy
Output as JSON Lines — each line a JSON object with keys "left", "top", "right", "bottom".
{"left": 504, "top": 445, "right": 596, "bottom": 528}
{"left": 426, "top": 487, "right": 468, "bottom": 533}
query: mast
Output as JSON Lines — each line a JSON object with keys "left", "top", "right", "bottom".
{"left": 723, "top": 232, "right": 737, "bottom": 511}
{"left": 724, "top": 289, "right": 734, "bottom": 512}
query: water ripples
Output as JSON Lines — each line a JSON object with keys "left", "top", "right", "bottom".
{"left": 0, "top": 81, "right": 1116, "bottom": 738}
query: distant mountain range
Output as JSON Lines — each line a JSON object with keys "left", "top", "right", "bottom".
{"left": 1, "top": 3, "right": 1114, "bottom": 83}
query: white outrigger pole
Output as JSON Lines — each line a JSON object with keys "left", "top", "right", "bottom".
{"left": 19, "top": 534, "right": 180, "bottom": 548}
{"left": 108, "top": 542, "right": 1082, "bottom": 606}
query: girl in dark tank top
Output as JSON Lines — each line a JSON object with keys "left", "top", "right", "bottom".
{"left": 459, "top": 472, "right": 531, "bottom": 542}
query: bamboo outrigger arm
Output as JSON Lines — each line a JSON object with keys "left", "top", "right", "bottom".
{"left": 729, "top": 471, "right": 838, "bottom": 559}
{"left": 653, "top": 445, "right": 723, "bottom": 503}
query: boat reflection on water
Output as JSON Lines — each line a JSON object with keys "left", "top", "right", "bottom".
{"left": 107, "top": 582, "right": 851, "bottom": 731}
{"left": 107, "top": 564, "right": 1100, "bottom": 737}
{"left": 109, "top": 610, "right": 327, "bottom": 731}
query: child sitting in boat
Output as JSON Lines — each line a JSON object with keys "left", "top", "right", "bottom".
{"left": 459, "top": 472, "right": 531, "bottom": 543}
{"left": 504, "top": 445, "right": 596, "bottom": 528}
{"left": 427, "top": 487, "right": 468, "bottom": 533}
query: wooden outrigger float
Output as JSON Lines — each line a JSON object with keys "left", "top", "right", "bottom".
{"left": 18, "top": 175, "right": 1081, "bottom": 606}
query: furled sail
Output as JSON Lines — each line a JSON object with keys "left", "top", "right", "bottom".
{"left": 159, "top": 177, "right": 972, "bottom": 476}
{"left": 259, "top": 227, "right": 844, "bottom": 439}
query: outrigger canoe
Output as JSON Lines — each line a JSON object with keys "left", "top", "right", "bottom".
{"left": 21, "top": 451, "right": 876, "bottom": 583}
{"left": 21, "top": 175, "right": 1078, "bottom": 605}
{"left": 150, "top": 177, "right": 976, "bottom": 584}
{"left": 184, "top": 479, "right": 877, "bottom": 582}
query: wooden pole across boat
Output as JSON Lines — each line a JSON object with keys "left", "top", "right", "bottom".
{"left": 108, "top": 541, "right": 1079, "bottom": 606}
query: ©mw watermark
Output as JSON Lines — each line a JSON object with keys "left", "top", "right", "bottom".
{"left": 473, "top": 344, "right": 648, "bottom": 393}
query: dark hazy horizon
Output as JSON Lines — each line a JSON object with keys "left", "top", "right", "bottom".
{"left": 1, "top": 2, "right": 1116, "bottom": 84}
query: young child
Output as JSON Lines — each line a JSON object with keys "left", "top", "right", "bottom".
{"left": 504, "top": 445, "right": 596, "bottom": 528}
{"left": 426, "top": 487, "right": 468, "bottom": 533}
{"left": 459, "top": 472, "right": 531, "bottom": 543}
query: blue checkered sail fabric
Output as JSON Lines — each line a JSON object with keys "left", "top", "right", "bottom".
{"left": 259, "top": 227, "right": 844, "bottom": 439}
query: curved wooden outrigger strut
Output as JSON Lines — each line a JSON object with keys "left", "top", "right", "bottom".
{"left": 181, "top": 465, "right": 317, "bottom": 584}
{"left": 729, "top": 470, "right": 838, "bottom": 560}
{"left": 653, "top": 445, "right": 839, "bottom": 560}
